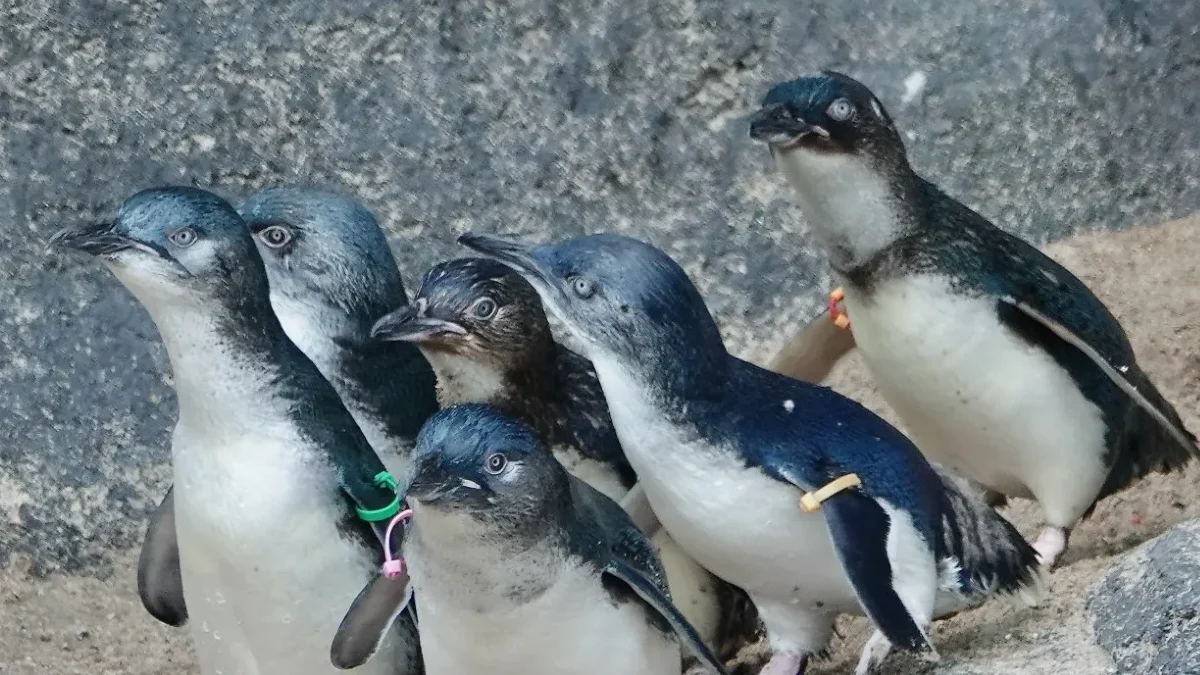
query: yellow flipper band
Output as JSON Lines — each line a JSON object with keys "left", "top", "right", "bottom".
{"left": 799, "top": 474, "right": 862, "bottom": 513}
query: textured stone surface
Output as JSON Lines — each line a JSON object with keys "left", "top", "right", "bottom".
{"left": 1, "top": 0, "right": 1199, "bottom": 574}
{"left": 1089, "top": 518, "right": 1200, "bottom": 675}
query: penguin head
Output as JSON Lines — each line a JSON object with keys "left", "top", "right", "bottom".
{"left": 404, "top": 404, "right": 570, "bottom": 536}
{"left": 457, "top": 232, "right": 726, "bottom": 374}
{"left": 240, "top": 186, "right": 410, "bottom": 340}
{"left": 50, "top": 186, "right": 268, "bottom": 310}
{"left": 371, "top": 257, "right": 555, "bottom": 386}
{"left": 749, "top": 70, "right": 908, "bottom": 169}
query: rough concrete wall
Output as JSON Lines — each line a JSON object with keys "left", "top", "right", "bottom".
{"left": 1, "top": 0, "right": 1198, "bottom": 574}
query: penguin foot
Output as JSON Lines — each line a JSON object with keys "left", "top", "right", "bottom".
{"left": 853, "top": 631, "right": 891, "bottom": 675}
{"left": 1033, "top": 526, "right": 1069, "bottom": 568}
{"left": 758, "top": 650, "right": 809, "bottom": 675}
{"left": 829, "top": 287, "right": 850, "bottom": 330}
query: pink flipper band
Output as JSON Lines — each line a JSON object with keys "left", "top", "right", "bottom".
{"left": 381, "top": 508, "right": 413, "bottom": 579}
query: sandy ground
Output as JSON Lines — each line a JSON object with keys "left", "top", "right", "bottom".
{"left": 4, "top": 213, "right": 1200, "bottom": 675}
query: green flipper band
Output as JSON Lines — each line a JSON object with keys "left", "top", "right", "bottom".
{"left": 372, "top": 471, "right": 399, "bottom": 492}
{"left": 355, "top": 471, "right": 401, "bottom": 522}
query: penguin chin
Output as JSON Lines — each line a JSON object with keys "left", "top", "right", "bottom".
{"left": 410, "top": 499, "right": 494, "bottom": 544}
{"left": 107, "top": 257, "right": 197, "bottom": 305}
{"left": 772, "top": 134, "right": 847, "bottom": 157}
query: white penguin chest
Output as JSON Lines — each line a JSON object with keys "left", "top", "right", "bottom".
{"left": 589, "top": 357, "right": 859, "bottom": 610}
{"left": 841, "top": 274, "right": 1108, "bottom": 505}
{"left": 170, "top": 421, "right": 405, "bottom": 675}
{"left": 411, "top": 553, "right": 679, "bottom": 675}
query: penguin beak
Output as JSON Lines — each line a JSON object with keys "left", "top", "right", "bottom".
{"left": 49, "top": 221, "right": 158, "bottom": 258}
{"left": 48, "top": 221, "right": 185, "bottom": 279}
{"left": 371, "top": 304, "right": 467, "bottom": 344}
{"left": 457, "top": 233, "right": 541, "bottom": 273}
{"left": 457, "top": 233, "right": 562, "bottom": 302}
{"left": 748, "top": 102, "right": 828, "bottom": 149}
{"left": 402, "top": 454, "right": 488, "bottom": 507}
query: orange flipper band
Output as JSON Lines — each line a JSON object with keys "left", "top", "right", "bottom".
{"left": 798, "top": 473, "right": 862, "bottom": 513}
{"left": 829, "top": 287, "right": 851, "bottom": 330}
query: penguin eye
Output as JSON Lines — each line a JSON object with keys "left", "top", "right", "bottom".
{"left": 168, "top": 227, "right": 197, "bottom": 247}
{"left": 483, "top": 453, "right": 508, "bottom": 475}
{"left": 257, "top": 225, "right": 294, "bottom": 249}
{"left": 470, "top": 297, "right": 498, "bottom": 320}
{"left": 826, "top": 98, "right": 855, "bottom": 122}
{"left": 568, "top": 276, "right": 595, "bottom": 299}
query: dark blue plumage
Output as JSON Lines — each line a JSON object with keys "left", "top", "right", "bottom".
{"left": 51, "top": 186, "right": 421, "bottom": 675}
{"left": 240, "top": 186, "right": 438, "bottom": 445}
{"left": 460, "top": 231, "right": 1042, "bottom": 674}
{"left": 838, "top": 177, "right": 1197, "bottom": 496}
{"left": 54, "top": 185, "right": 399, "bottom": 534}
{"left": 348, "top": 403, "right": 728, "bottom": 675}
{"left": 128, "top": 187, "right": 441, "bottom": 633}
{"left": 372, "top": 256, "right": 762, "bottom": 662}
{"left": 752, "top": 70, "right": 1198, "bottom": 567}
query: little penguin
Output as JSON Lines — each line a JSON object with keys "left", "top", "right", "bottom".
{"left": 133, "top": 186, "right": 439, "bottom": 629}
{"left": 749, "top": 70, "right": 1200, "bottom": 567}
{"left": 371, "top": 256, "right": 635, "bottom": 501}
{"left": 374, "top": 402, "right": 728, "bottom": 675}
{"left": 367, "top": 257, "right": 761, "bottom": 664}
{"left": 51, "top": 186, "right": 422, "bottom": 675}
{"left": 459, "top": 231, "right": 1044, "bottom": 675}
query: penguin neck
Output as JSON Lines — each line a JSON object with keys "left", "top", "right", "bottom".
{"left": 589, "top": 334, "right": 730, "bottom": 421}
{"left": 148, "top": 298, "right": 299, "bottom": 427}
{"left": 272, "top": 295, "right": 438, "bottom": 450}
{"left": 331, "top": 339, "right": 438, "bottom": 454}
{"left": 774, "top": 147, "right": 924, "bottom": 272}
{"left": 409, "top": 503, "right": 569, "bottom": 609}
{"left": 489, "top": 341, "right": 574, "bottom": 434}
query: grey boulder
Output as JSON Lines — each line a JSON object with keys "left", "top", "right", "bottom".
{"left": 1089, "top": 517, "right": 1200, "bottom": 675}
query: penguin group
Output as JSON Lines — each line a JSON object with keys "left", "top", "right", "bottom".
{"left": 49, "top": 70, "right": 1198, "bottom": 675}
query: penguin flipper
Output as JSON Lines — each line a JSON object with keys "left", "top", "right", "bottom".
{"left": 820, "top": 490, "right": 935, "bottom": 654}
{"left": 999, "top": 296, "right": 1198, "bottom": 456}
{"left": 761, "top": 462, "right": 933, "bottom": 655}
{"left": 768, "top": 308, "right": 856, "bottom": 384}
{"left": 330, "top": 572, "right": 414, "bottom": 670}
{"left": 604, "top": 558, "right": 729, "bottom": 675}
{"left": 137, "top": 486, "right": 188, "bottom": 627}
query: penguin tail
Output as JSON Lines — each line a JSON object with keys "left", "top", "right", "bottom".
{"left": 935, "top": 470, "right": 1046, "bottom": 606}
{"left": 1098, "top": 370, "right": 1199, "bottom": 502}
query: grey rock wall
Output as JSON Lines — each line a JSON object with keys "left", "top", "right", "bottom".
{"left": 1089, "top": 518, "right": 1200, "bottom": 675}
{"left": 1, "top": 0, "right": 1198, "bottom": 573}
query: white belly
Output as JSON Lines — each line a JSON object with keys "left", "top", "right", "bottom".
{"left": 172, "top": 428, "right": 413, "bottom": 675}
{"left": 842, "top": 274, "right": 1109, "bottom": 524}
{"left": 415, "top": 564, "right": 680, "bottom": 675}
{"left": 638, "top": 442, "right": 858, "bottom": 613}
{"left": 549, "top": 445, "right": 725, "bottom": 649}
{"left": 591, "top": 356, "right": 859, "bottom": 614}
